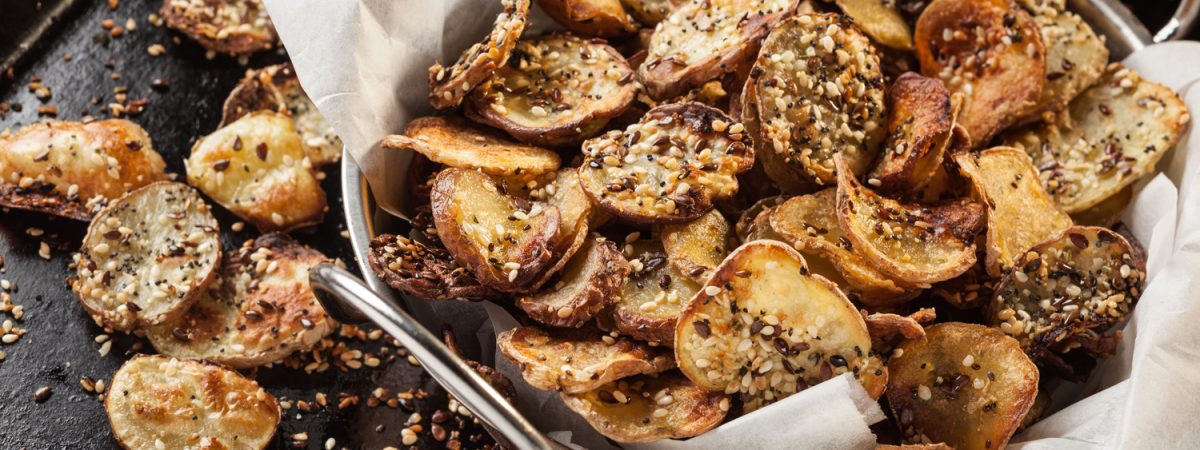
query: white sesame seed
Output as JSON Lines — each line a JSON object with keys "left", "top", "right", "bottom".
{"left": 962, "top": 355, "right": 974, "bottom": 367}
{"left": 917, "top": 384, "right": 932, "bottom": 400}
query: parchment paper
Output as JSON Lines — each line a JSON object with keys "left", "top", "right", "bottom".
{"left": 261, "top": 0, "right": 1200, "bottom": 447}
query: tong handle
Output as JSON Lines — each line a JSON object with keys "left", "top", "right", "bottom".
{"left": 1155, "top": 0, "right": 1200, "bottom": 42}
{"left": 308, "top": 263, "right": 560, "bottom": 450}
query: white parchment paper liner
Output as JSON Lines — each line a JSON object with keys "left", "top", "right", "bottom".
{"left": 261, "top": 0, "right": 1200, "bottom": 447}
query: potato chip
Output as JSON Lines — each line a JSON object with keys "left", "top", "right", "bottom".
{"left": 561, "top": 372, "right": 729, "bottom": 442}
{"left": 497, "top": 327, "right": 674, "bottom": 393}
{"left": 382, "top": 116, "right": 561, "bottom": 177}
{"left": 428, "top": 0, "right": 530, "bottom": 109}
{"left": 518, "top": 236, "right": 630, "bottom": 327}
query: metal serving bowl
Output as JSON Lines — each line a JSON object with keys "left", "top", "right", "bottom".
{"left": 319, "top": 1, "right": 1198, "bottom": 448}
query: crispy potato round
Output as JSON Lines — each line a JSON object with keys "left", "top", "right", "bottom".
{"left": 868, "top": 72, "right": 954, "bottom": 194}
{"left": 160, "top": 0, "right": 276, "bottom": 56}
{"left": 382, "top": 116, "right": 561, "bottom": 178}
{"left": 466, "top": 34, "right": 637, "bottom": 147}
{"left": 561, "top": 372, "right": 729, "bottom": 443}
{"left": 106, "top": 355, "right": 279, "bottom": 450}
{"left": 610, "top": 238, "right": 702, "bottom": 345}
{"left": 660, "top": 209, "right": 733, "bottom": 281}
{"left": 621, "top": 0, "right": 683, "bottom": 25}
{"left": 955, "top": 147, "right": 1072, "bottom": 277}
{"left": 752, "top": 13, "right": 887, "bottom": 186}
{"left": 428, "top": 0, "right": 530, "bottom": 110}
{"left": 675, "top": 241, "right": 874, "bottom": 411}
{"left": 221, "top": 63, "right": 343, "bottom": 166}
{"left": 887, "top": 322, "right": 1038, "bottom": 450}
{"left": 835, "top": 0, "right": 915, "bottom": 50}
{"left": 147, "top": 234, "right": 337, "bottom": 369}
{"left": 915, "top": 0, "right": 1046, "bottom": 147}
{"left": 770, "top": 189, "right": 924, "bottom": 305}
{"left": 536, "top": 0, "right": 639, "bottom": 38}
{"left": 638, "top": 0, "right": 797, "bottom": 99}
{"left": 72, "top": 182, "right": 220, "bottom": 332}
{"left": 1003, "top": 64, "right": 1190, "bottom": 213}
{"left": 865, "top": 308, "right": 935, "bottom": 351}
{"left": 518, "top": 236, "right": 631, "bottom": 328}
{"left": 186, "top": 111, "right": 327, "bottom": 232}
{"left": 1071, "top": 185, "right": 1132, "bottom": 227}
{"left": 988, "top": 227, "right": 1142, "bottom": 368}
{"left": 739, "top": 79, "right": 815, "bottom": 194}
{"left": 836, "top": 158, "right": 982, "bottom": 284}
{"left": 367, "top": 233, "right": 501, "bottom": 301}
{"left": 497, "top": 327, "right": 675, "bottom": 393}
{"left": 579, "top": 102, "right": 754, "bottom": 223}
{"left": 0, "top": 119, "right": 167, "bottom": 221}
{"left": 527, "top": 169, "right": 598, "bottom": 290}
{"left": 1028, "top": 8, "right": 1108, "bottom": 116}
{"left": 431, "top": 168, "right": 561, "bottom": 292}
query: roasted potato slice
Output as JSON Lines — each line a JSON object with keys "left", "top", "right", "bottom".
{"left": 579, "top": 102, "right": 754, "bottom": 223}
{"left": 0, "top": 119, "right": 167, "bottom": 220}
{"left": 739, "top": 79, "right": 813, "bottom": 194}
{"left": 1003, "top": 64, "right": 1190, "bottom": 213}
{"left": 186, "top": 111, "right": 327, "bottom": 232}
{"left": 915, "top": 0, "right": 1046, "bottom": 147}
{"left": 637, "top": 0, "right": 797, "bottom": 99}
{"left": 675, "top": 241, "right": 874, "bottom": 411}
{"left": 752, "top": 13, "right": 887, "bottom": 186}
{"left": 736, "top": 195, "right": 787, "bottom": 242}
{"left": 660, "top": 209, "right": 733, "bottom": 281}
{"left": 834, "top": 0, "right": 915, "bottom": 50}
{"left": 770, "top": 189, "right": 923, "bottom": 305}
{"left": 518, "top": 237, "right": 630, "bottom": 327}
{"left": 432, "top": 168, "right": 560, "bottom": 292}
{"left": 1071, "top": 186, "right": 1132, "bottom": 227}
{"left": 71, "top": 182, "right": 220, "bottom": 332}
{"left": 611, "top": 238, "right": 702, "bottom": 345}
{"left": 868, "top": 73, "right": 955, "bottom": 194}
{"left": 865, "top": 308, "right": 935, "bottom": 351}
{"left": 621, "top": 0, "right": 684, "bottom": 25}
{"left": 160, "top": 0, "right": 276, "bottom": 57}
{"left": 988, "top": 227, "right": 1142, "bottom": 369}
{"left": 147, "top": 234, "right": 336, "bottom": 368}
{"left": 466, "top": 34, "right": 637, "bottom": 147}
{"left": 106, "top": 355, "right": 279, "bottom": 450}
{"left": 837, "top": 158, "right": 982, "bottom": 284}
{"left": 955, "top": 147, "right": 1072, "bottom": 277}
{"left": 1028, "top": 8, "right": 1108, "bottom": 116}
{"left": 220, "top": 63, "right": 342, "bottom": 166}
{"left": 367, "top": 233, "right": 501, "bottom": 301}
{"left": 428, "top": 0, "right": 530, "bottom": 110}
{"left": 527, "top": 169, "right": 598, "bottom": 290}
{"left": 887, "top": 322, "right": 1038, "bottom": 450}
{"left": 497, "top": 327, "right": 674, "bottom": 393}
{"left": 561, "top": 371, "right": 729, "bottom": 443}
{"left": 536, "top": 0, "right": 638, "bottom": 38}
{"left": 382, "top": 116, "right": 561, "bottom": 177}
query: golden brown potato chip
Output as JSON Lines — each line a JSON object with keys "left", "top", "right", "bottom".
{"left": 1070, "top": 186, "right": 1132, "bottom": 227}
{"left": 536, "top": 0, "right": 639, "bottom": 37}
{"left": 527, "top": 169, "right": 598, "bottom": 289}
{"left": 770, "top": 189, "right": 924, "bottom": 305}
{"left": 752, "top": 13, "right": 887, "bottom": 186}
{"left": 865, "top": 308, "right": 935, "bottom": 350}
{"left": 1028, "top": 7, "right": 1108, "bottom": 116}
{"left": 147, "top": 234, "right": 337, "bottom": 368}
{"left": 382, "top": 116, "right": 561, "bottom": 177}
{"left": 467, "top": 34, "right": 637, "bottom": 147}
{"left": 868, "top": 72, "right": 955, "bottom": 194}
{"left": 220, "top": 63, "right": 343, "bottom": 166}
{"left": 160, "top": 0, "right": 276, "bottom": 56}
{"left": 497, "top": 327, "right": 675, "bottom": 393}
{"left": 186, "top": 111, "right": 327, "bottom": 232}
{"left": 0, "top": 119, "right": 167, "bottom": 220}
{"left": 837, "top": 158, "right": 982, "bottom": 284}
{"left": 609, "top": 237, "right": 701, "bottom": 345}
{"left": 660, "top": 209, "right": 733, "bottom": 281}
{"left": 561, "top": 372, "right": 729, "bottom": 443}
{"left": 915, "top": 0, "right": 1046, "bottom": 147}
{"left": 106, "top": 355, "right": 279, "bottom": 450}
{"left": 517, "top": 237, "right": 630, "bottom": 327}
{"left": 988, "top": 226, "right": 1143, "bottom": 374}
{"left": 835, "top": 0, "right": 915, "bottom": 50}
{"left": 675, "top": 241, "right": 874, "bottom": 411}
{"left": 428, "top": 0, "right": 531, "bottom": 110}
{"left": 578, "top": 102, "right": 754, "bottom": 223}
{"left": 71, "top": 182, "right": 220, "bottom": 332}
{"left": 367, "top": 233, "right": 501, "bottom": 301}
{"left": 431, "top": 168, "right": 560, "bottom": 292}
{"left": 954, "top": 147, "right": 1072, "bottom": 277}
{"left": 620, "top": 0, "right": 683, "bottom": 25}
{"left": 1003, "top": 64, "right": 1190, "bottom": 213}
{"left": 739, "top": 79, "right": 815, "bottom": 194}
{"left": 637, "top": 0, "right": 797, "bottom": 99}
{"left": 887, "top": 322, "right": 1038, "bottom": 450}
